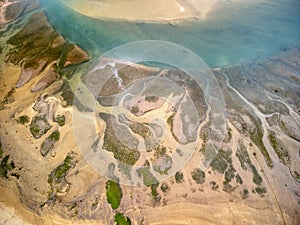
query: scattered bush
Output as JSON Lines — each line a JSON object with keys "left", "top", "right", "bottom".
{"left": 241, "top": 189, "right": 249, "bottom": 199}
{"left": 249, "top": 116, "right": 273, "bottom": 168}
{"left": 236, "top": 145, "right": 251, "bottom": 171}
{"left": 255, "top": 187, "right": 267, "bottom": 197}
{"left": 222, "top": 181, "right": 236, "bottom": 193}
{"left": 210, "top": 149, "right": 232, "bottom": 174}
{"left": 210, "top": 181, "right": 219, "bottom": 190}
{"left": 250, "top": 164, "right": 262, "bottom": 186}
{"left": 191, "top": 168, "right": 205, "bottom": 184}
{"left": 268, "top": 131, "right": 289, "bottom": 165}
{"left": 236, "top": 174, "right": 243, "bottom": 184}
{"left": 41, "top": 130, "right": 60, "bottom": 156}
{"left": 175, "top": 171, "right": 184, "bottom": 183}
{"left": 151, "top": 183, "right": 159, "bottom": 197}
{"left": 17, "top": 115, "right": 30, "bottom": 124}
{"left": 54, "top": 115, "right": 65, "bottom": 126}
{"left": 224, "top": 166, "right": 236, "bottom": 183}
{"left": 160, "top": 183, "right": 169, "bottom": 193}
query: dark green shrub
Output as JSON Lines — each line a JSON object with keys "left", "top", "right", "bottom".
{"left": 175, "top": 171, "right": 184, "bottom": 183}
{"left": 191, "top": 168, "right": 205, "bottom": 184}
{"left": 106, "top": 180, "right": 122, "bottom": 210}
{"left": 115, "top": 213, "right": 131, "bottom": 225}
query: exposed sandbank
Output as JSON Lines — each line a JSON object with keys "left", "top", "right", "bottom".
{"left": 61, "top": 0, "right": 222, "bottom": 22}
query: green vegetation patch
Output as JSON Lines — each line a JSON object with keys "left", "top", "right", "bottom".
{"left": 54, "top": 155, "right": 71, "bottom": 180}
{"left": 100, "top": 113, "right": 140, "bottom": 165}
{"left": 48, "top": 155, "right": 72, "bottom": 184}
{"left": 236, "top": 144, "right": 251, "bottom": 171}
{"left": 210, "top": 181, "right": 219, "bottom": 190}
{"left": 255, "top": 187, "right": 267, "bottom": 197}
{"left": 130, "top": 106, "right": 139, "bottom": 115}
{"left": 241, "top": 189, "right": 249, "bottom": 199}
{"left": 248, "top": 115, "right": 273, "bottom": 168}
{"left": 175, "top": 171, "right": 184, "bottom": 183}
{"left": 105, "top": 140, "right": 140, "bottom": 166}
{"left": 236, "top": 174, "right": 243, "bottom": 184}
{"left": 250, "top": 164, "right": 262, "bottom": 186}
{"left": 17, "top": 115, "right": 30, "bottom": 124}
{"left": 210, "top": 158, "right": 228, "bottom": 174}
{"left": 222, "top": 181, "right": 236, "bottom": 193}
{"left": 106, "top": 180, "right": 123, "bottom": 210}
{"left": 151, "top": 183, "right": 159, "bottom": 197}
{"left": 293, "top": 171, "right": 300, "bottom": 181}
{"left": 54, "top": 115, "right": 65, "bottom": 126}
{"left": 30, "top": 116, "right": 51, "bottom": 139}
{"left": 129, "top": 121, "right": 151, "bottom": 139}
{"left": 160, "top": 183, "right": 169, "bottom": 193}
{"left": 268, "top": 130, "right": 290, "bottom": 165}
{"left": 224, "top": 165, "right": 236, "bottom": 183}
{"left": 145, "top": 96, "right": 159, "bottom": 103}
{"left": 191, "top": 168, "right": 205, "bottom": 184}
{"left": 136, "top": 166, "right": 158, "bottom": 186}
{"left": 49, "top": 130, "right": 60, "bottom": 141}
{"left": 167, "top": 113, "right": 178, "bottom": 141}
{"left": 210, "top": 149, "right": 232, "bottom": 174}
{"left": 227, "top": 128, "right": 232, "bottom": 142}
{"left": 0, "top": 155, "right": 15, "bottom": 179}
{"left": 41, "top": 130, "right": 60, "bottom": 156}
{"left": 114, "top": 213, "right": 131, "bottom": 225}
{"left": 236, "top": 143, "right": 263, "bottom": 186}
{"left": 127, "top": 119, "right": 159, "bottom": 151}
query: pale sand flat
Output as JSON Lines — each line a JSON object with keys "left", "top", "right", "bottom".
{"left": 61, "top": 0, "right": 222, "bottom": 22}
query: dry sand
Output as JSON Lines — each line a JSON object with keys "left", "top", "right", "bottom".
{"left": 61, "top": 0, "right": 222, "bottom": 22}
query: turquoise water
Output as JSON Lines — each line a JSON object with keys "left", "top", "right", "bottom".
{"left": 40, "top": 0, "right": 300, "bottom": 68}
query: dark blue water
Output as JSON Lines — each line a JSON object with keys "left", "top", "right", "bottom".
{"left": 40, "top": 0, "right": 300, "bottom": 68}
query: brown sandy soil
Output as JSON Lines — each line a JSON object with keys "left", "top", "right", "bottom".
{"left": 0, "top": 3, "right": 300, "bottom": 225}
{"left": 1, "top": 57, "right": 300, "bottom": 224}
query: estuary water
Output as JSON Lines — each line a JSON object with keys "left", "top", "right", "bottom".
{"left": 40, "top": 0, "right": 300, "bottom": 68}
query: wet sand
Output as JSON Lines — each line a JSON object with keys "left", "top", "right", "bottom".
{"left": 61, "top": 0, "right": 221, "bottom": 22}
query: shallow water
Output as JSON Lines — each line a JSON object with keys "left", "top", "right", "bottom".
{"left": 40, "top": 0, "right": 300, "bottom": 68}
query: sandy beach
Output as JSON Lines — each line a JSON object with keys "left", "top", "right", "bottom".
{"left": 61, "top": 0, "right": 221, "bottom": 22}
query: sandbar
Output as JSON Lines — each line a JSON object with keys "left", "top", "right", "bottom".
{"left": 61, "top": 0, "right": 222, "bottom": 22}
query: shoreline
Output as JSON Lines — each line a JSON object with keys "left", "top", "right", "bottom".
{"left": 60, "top": 0, "right": 223, "bottom": 23}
